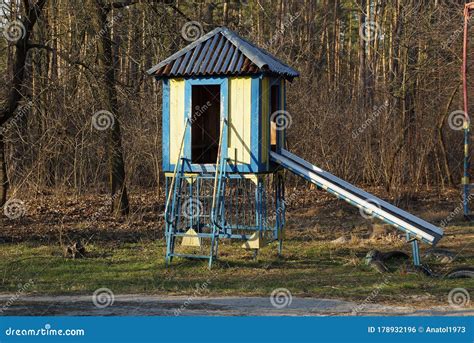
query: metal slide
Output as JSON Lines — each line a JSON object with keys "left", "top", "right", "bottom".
{"left": 270, "top": 150, "right": 443, "bottom": 245}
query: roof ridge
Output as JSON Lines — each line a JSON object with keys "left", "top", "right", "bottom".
{"left": 146, "top": 27, "right": 223, "bottom": 75}
{"left": 219, "top": 27, "right": 296, "bottom": 73}
{"left": 146, "top": 26, "right": 299, "bottom": 78}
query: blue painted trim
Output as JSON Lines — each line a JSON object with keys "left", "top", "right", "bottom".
{"left": 265, "top": 77, "right": 271, "bottom": 171}
{"left": 186, "top": 77, "right": 229, "bottom": 85}
{"left": 281, "top": 79, "right": 286, "bottom": 153}
{"left": 259, "top": 75, "right": 265, "bottom": 170}
{"left": 162, "top": 79, "right": 170, "bottom": 171}
{"left": 184, "top": 81, "right": 191, "bottom": 160}
{"left": 166, "top": 163, "right": 259, "bottom": 174}
{"left": 221, "top": 79, "right": 229, "bottom": 162}
{"left": 251, "top": 76, "right": 261, "bottom": 172}
{"left": 183, "top": 77, "right": 229, "bottom": 166}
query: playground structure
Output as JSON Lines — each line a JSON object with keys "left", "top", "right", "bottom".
{"left": 147, "top": 27, "right": 444, "bottom": 268}
{"left": 463, "top": 3, "right": 474, "bottom": 219}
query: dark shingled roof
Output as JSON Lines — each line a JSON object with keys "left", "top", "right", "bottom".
{"left": 146, "top": 27, "right": 299, "bottom": 79}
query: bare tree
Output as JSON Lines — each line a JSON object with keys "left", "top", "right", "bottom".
{"left": 0, "top": 0, "right": 48, "bottom": 206}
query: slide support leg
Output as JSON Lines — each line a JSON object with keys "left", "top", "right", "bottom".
{"left": 406, "top": 233, "right": 421, "bottom": 266}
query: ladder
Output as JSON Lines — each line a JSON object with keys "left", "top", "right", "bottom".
{"left": 164, "top": 118, "right": 189, "bottom": 265}
{"left": 164, "top": 118, "right": 228, "bottom": 268}
{"left": 209, "top": 118, "right": 228, "bottom": 268}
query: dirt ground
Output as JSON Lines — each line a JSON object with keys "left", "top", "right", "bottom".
{"left": 1, "top": 295, "right": 473, "bottom": 316}
{"left": 0, "top": 185, "right": 465, "bottom": 244}
{"left": 0, "top": 186, "right": 473, "bottom": 315}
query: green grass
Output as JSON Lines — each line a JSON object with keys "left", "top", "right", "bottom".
{"left": 1, "top": 238, "right": 472, "bottom": 306}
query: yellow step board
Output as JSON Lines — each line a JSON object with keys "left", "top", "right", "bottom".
{"left": 241, "top": 232, "right": 264, "bottom": 250}
{"left": 181, "top": 228, "right": 201, "bottom": 247}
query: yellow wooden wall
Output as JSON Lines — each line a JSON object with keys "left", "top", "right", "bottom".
{"left": 169, "top": 78, "right": 185, "bottom": 164}
{"left": 228, "top": 77, "right": 252, "bottom": 164}
{"left": 168, "top": 77, "right": 273, "bottom": 167}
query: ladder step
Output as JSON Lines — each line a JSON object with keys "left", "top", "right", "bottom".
{"left": 169, "top": 253, "right": 212, "bottom": 259}
{"left": 171, "top": 232, "right": 215, "bottom": 238}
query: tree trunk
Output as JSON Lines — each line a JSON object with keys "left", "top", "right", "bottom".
{"left": 358, "top": 0, "right": 367, "bottom": 107}
{"left": 0, "top": 134, "right": 8, "bottom": 206}
{"left": 96, "top": 4, "right": 130, "bottom": 216}
{"left": 0, "top": 0, "right": 48, "bottom": 206}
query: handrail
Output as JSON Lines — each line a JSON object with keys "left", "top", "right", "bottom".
{"left": 211, "top": 118, "right": 227, "bottom": 231}
{"left": 164, "top": 118, "right": 189, "bottom": 225}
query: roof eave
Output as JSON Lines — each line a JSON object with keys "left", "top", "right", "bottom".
{"left": 146, "top": 26, "right": 300, "bottom": 79}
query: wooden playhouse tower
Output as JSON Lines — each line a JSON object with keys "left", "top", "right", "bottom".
{"left": 147, "top": 27, "right": 299, "bottom": 267}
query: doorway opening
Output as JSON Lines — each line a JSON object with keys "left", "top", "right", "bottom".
{"left": 191, "top": 85, "right": 221, "bottom": 164}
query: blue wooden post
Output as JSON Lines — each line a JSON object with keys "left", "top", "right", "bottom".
{"left": 278, "top": 173, "right": 285, "bottom": 256}
{"left": 406, "top": 233, "right": 420, "bottom": 266}
{"left": 196, "top": 177, "right": 200, "bottom": 231}
{"left": 189, "top": 179, "right": 193, "bottom": 230}
{"left": 255, "top": 178, "right": 260, "bottom": 235}
{"left": 274, "top": 176, "right": 280, "bottom": 241}
{"left": 164, "top": 176, "right": 170, "bottom": 265}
